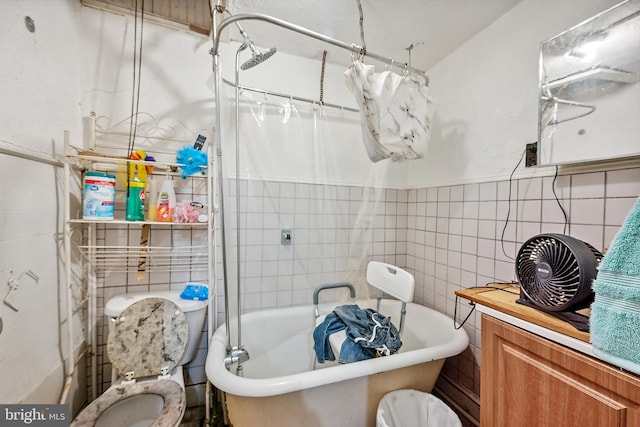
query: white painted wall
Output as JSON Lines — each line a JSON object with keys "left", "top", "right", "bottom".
{"left": 0, "top": 0, "right": 83, "bottom": 152}
{"left": 76, "top": 5, "right": 214, "bottom": 142}
{"left": 408, "top": 0, "right": 622, "bottom": 187}
{"left": 0, "top": 0, "right": 85, "bottom": 408}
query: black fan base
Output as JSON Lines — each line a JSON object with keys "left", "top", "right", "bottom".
{"left": 516, "top": 297, "right": 590, "bottom": 332}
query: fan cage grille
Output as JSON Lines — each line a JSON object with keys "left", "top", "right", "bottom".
{"left": 516, "top": 234, "right": 601, "bottom": 311}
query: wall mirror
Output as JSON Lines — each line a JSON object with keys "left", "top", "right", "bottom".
{"left": 538, "top": 0, "right": 640, "bottom": 166}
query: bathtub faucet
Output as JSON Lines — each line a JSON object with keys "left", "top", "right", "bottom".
{"left": 224, "top": 345, "right": 250, "bottom": 370}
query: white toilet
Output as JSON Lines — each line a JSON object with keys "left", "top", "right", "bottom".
{"left": 72, "top": 290, "right": 208, "bottom": 427}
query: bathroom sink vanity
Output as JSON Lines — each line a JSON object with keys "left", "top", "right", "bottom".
{"left": 456, "top": 286, "right": 640, "bottom": 427}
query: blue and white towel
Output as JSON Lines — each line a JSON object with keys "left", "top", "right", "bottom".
{"left": 345, "top": 60, "right": 433, "bottom": 163}
{"left": 590, "top": 195, "right": 640, "bottom": 374}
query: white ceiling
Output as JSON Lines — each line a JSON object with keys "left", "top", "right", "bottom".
{"left": 220, "top": 0, "right": 523, "bottom": 71}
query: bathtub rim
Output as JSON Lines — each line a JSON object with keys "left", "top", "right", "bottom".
{"left": 206, "top": 301, "right": 469, "bottom": 397}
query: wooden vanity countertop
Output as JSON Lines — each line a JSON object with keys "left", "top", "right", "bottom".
{"left": 455, "top": 285, "right": 590, "bottom": 343}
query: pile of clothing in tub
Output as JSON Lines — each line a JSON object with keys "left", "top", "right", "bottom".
{"left": 313, "top": 304, "right": 401, "bottom": 364}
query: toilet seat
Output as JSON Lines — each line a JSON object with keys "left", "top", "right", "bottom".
{"left": 72, "top": 298, "right": 189, "bottom": 427}
{"left": 70, "top": 379, "right": 185, "bottom": 427}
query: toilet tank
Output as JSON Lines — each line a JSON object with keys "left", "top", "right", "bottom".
{"left": 105, "top": 290, "right": 208, "bottom": 366}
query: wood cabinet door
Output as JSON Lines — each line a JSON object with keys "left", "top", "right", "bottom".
{"left": 481, "top": 314, "right": 640, "bottom": 427}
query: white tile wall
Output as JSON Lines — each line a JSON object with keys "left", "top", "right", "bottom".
{"left": 572, "top": 172, "right": 605, "bottom": 198}
{"left": 406, "top": 166, "right": 640, "bottom": 395}
{"left": 606, "top": 168, "right": 640, "bottom": 197}
{"left": 89, "top": 165, "right": 640, "bottom": 403}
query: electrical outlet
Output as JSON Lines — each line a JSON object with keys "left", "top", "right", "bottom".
{"left": 525, "top": 142, "right": 538, "bottom": 167}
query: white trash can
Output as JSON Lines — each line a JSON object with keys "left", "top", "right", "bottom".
{"left": 376, "top": 389, "right": 462, "bottom": 427}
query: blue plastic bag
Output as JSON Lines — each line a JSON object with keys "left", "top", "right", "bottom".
{"left": 180, "top": 283, "right": 208, "bottom": 301}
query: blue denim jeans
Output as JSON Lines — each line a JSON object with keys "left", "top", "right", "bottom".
{"left": 313, "top": 304, "right": 402, "bottom": 364}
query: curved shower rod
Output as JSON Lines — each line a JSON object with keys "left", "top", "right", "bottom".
{"left": 211, "top": 13, "right": 430, "bottom": 84}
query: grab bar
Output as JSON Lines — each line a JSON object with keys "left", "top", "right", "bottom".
{"left": 313, "top": 282, "right": 356, "bottom": 317}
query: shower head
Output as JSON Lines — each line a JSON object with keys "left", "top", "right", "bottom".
{"left": 241, "top": 46, "right": 277, "bottom": 70}
{"left": 228, "top": 11, "right": 277, "bottom": 70}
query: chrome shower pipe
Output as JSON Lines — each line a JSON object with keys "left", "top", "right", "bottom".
{"left": 211, "top": 31, "right": 232, "bottom": 355}
{"left": 231, "top": 44, "right": 251, "bottom": 375}
{"left": 226, "top": 13, "right": 255, "bottom": 55}
{"left": 233, "top": 45, "right": 244, "bottom": 355}
{"left": 212, "top": 4, "right": 246, "bottom": 371}
{"left": 211, "top": 13, "right": 429, "bottom": 83}
{"left": 220, "top": 10, "right": 277, "bottom": 71}
{"left": 213, "top": 42, "right": 251, "bottom": 373}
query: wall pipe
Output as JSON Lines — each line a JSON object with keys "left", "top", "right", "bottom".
{"left": 59, "top": 130, "right": 75, "bottom": 405}
{"left": 205, "top": 3, "right": 222, "bottom": 423}
{"left": 0, "top": 145, "right": 64, "bottom": 168}
{"left": 205, "top": 134, "right": 216, "bottom": 424}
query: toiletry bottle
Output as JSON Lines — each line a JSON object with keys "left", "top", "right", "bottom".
{"left": 125, "top": 157, "right": 147, "bottom": 221}
{"left": 126, "top": 180, "right": 146, "bottom": 221}
{"left": 146, "top": 175, "right": 158, "bottom": 221}
{"left": 156, "top": 177, "right": 176, "bottom": 222}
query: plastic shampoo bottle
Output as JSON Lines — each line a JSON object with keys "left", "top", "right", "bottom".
{"left": 146, "top": 175, "right": 158, "bottom": 221}
{"left": 156, "top": 177, "right": 176, "bottom": 222}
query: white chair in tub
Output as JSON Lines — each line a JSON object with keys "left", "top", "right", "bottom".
{"left": 314, "top": 261, "right": 415, "bottom": 363}
{"left": 367, "top": 261, "right": 415, "bottom": 336}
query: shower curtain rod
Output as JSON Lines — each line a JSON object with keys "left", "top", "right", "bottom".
{"left": 221, "top": 76, "right": 360, "bottom": 113}
{"left": 211, "top": 13, "right": 430, "bottom": 84}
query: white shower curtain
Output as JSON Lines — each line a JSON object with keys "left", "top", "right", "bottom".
{"left": 345, "top": 60, "right": 433, "bottom": 163}
{"left": 220, "top": 88, "right": 391, "bottom": 326}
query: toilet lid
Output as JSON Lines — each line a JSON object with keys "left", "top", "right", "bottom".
{"left": 108, "top": 297, "right": 188, "bottom": 379}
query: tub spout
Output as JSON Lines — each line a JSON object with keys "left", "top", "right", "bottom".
{"left": 224, "top": 345, "right": 250, "bottom": 369}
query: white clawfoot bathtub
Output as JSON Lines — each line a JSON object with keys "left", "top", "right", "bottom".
{"left": 206, "top": 299, "right": 468, "bottom": 427}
